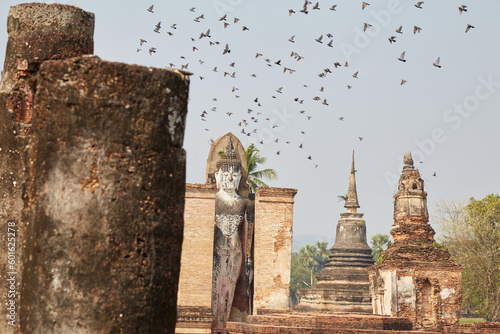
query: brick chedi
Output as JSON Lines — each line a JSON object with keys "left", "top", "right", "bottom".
{"left": 368, "top": 152, "right": 462, "bottom": 332}
{"left": 295, "top": 152, "right": 374, "bottom": 313}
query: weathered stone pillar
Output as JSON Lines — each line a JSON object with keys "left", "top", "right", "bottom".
{"left": 253, "top": 187, "right": 297, "bottom": 313}
{"left": 0, "top": 4, "right": 93, "bottom": 333}
{"left": 20, "top": 55, "right": 189, "bottom": 333}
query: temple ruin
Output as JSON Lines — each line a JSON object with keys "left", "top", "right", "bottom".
{"left": 1, "top": 3, "right": 500, "bottom": 334}
{"left": 368, "top": 152, "right": 462, "bottom": 332}
{"left": 295, "top": 152, "right": 374, "bottom": 313}
{"left": 176, "top": 133, "right": 297, "bottom": 333}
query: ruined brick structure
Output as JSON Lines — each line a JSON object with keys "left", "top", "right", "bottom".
{"left": 368, "top": 152, "right": 462, "bottom": 332}
{"left": 295, "top": 152, "right": 374, "bottom": 313}
{"left": 226, "top": 312, "right": 442, "bottom": 333}
{"left": 1, "top": 4, "right": 188, "bottom": 333}
{"left": 176, "top": 133, "right": 297, "bottom": 334}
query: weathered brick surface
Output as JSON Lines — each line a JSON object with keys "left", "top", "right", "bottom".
{"left": 20, "top": 55, "right": 188, "bottom": 333}
{"left": 176, "top": 184, "right": 217, "bottom": 330}
{"left": 254, "top": 187, "right": 297, "bottom": 313}
{"left": 176, "top": 185, "right": 297, "bottom": 332}
{"left": 227, "top": 312, "right": 440, "bottom": 334}
{"left": 444, "top": 322, "right": 500, "bottom": 334}
{"left": 368, "top": 152, "right": 462, "bottom": 333}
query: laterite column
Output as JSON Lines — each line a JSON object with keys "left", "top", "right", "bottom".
{"left": 0, "top": 4, "right": 93, "bottom": 333}
{"left": 20, "top": 55, "right": 189, "bottom": 333}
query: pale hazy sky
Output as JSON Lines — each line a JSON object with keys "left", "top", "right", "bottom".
{"left": 1, "top": 0, "right": 499, "bottom": 248}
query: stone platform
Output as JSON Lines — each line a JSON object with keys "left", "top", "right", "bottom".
{"left": 227, "top": 312, "right": 441, "bottom": 334}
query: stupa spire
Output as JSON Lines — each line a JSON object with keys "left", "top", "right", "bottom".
{"left": 345, "top": 150, "right": 360, "bottom": 212}
{"left": 403, "top": 151, "right": 415, "bottom": 171}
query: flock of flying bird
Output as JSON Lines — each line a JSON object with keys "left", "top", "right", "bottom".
{"left": 137, "top": 1, "right": 475, "bottom": 169}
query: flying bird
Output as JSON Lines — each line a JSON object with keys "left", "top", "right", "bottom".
{"left": 458, "top": 5, "right": 467, "bottom": 14}
{"left": 359, "top": 137, "right": 364, "bottom": 141}
{"left": 433, "top": 57, "right": 441, "bottom": 68}
{"left": 414, "top": 26, "right": 422, "bottom": 34}
{"left": 465, "top": 24, "right": 475, "bottom": 33}
{"left": 315, "top": 35, "right": 323, "bottom": 43}
{"left": 139, "top": 39, "right": 147, "bottom": 46}
{"left": 415, "top": 2, "right": 424, "bottom": 9}
{"left": 352, "top": 71, "right": 359, "bottom": 78}
{"left": 327, "top": 40, "right": 333, "bottom": 47}
{"left": 401, "top": 79, "right": 407, "bottom": 85}
{"left": 388, "top": 36, "right": 396, "bottom": 44}
{"left": 362, "top": 2, "right": 370, "bottom": 10}
{"left": 398, "top": 51, "right": 406, "bottom": 62}
{"left": 289, "top": 35, "right": 295, "bottom": 43}
{"left": 154, "top": 21, "right": 161, "bottom": 33}
{"left": 363, "top": 23, "right": 372, "bottom": 31}
{"left": 330, "top": 5, "right": 337, "bottom": 11}
{"left": 396, "top": 25, "right": 403, "bottom": 34}
{"left": 223, "top": 43, "right": 230, "bottom": 55}
{"left": 147, "top": 5, "right": 154, "bottom": 13}
{"left": 289, "top": 9, "right": 296, "bottom": 16}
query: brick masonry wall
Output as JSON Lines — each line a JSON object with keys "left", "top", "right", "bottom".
{"left": 254, "top": 187, "right": 297, "bottom": 313}
{"left": 176, "top": 184, "right": 216, "bottom": 330}
{"left": 177, "top": 185, "right": 297, "bottom": 331}
{"left": 369, "top": 263, "right": 462, "bottom": 332}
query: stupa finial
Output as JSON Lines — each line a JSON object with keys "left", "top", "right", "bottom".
{"left": 345, "top": 151, "right": 360, "bottom": 212}
{"left": 403, "top": 151, "right": 415, "bottom": 171}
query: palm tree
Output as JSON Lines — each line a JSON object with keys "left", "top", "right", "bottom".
{"left": 299, "top": 245, "right": 319, "bottom": 287}
{"left": 314, "top": 241, "right": 331, "bottom": 269}
{"left": 370, "top": 234, "right": 392, "bottom": 264}
{"left": 337, "top": 194, "right": 348, "bottom": 202}
{"left": 245, "top": 144, "right": 278, "bottom": 193}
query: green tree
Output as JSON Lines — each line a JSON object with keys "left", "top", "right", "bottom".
{"left": 435, "top": 194, "right": 500, "bottom": 321}
{"left": 370, "top": 234, "right": 392, "bottom": 264}
{"left": 337, "top": 194, "right": 348, "bottom": 202}
{"left": 245, "top": 144, "right": 277, "bottom": 193}
{"left": 290, "top": 242, "right": 331, "bottom": 306}
{"left": 289, "top": 253, "right": 310, "bottom": 306}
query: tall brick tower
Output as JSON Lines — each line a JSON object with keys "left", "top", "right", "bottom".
{"left": 368, "top": 151, "right": 462, "bottom": 331}
{"left": 295, "top": 151, "right": 374, "bottom": 313}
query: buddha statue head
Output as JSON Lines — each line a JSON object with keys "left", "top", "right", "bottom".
{"left": 215, "top": 136, "right": 242, "bottom": 194}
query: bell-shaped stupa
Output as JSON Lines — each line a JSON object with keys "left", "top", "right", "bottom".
{"left": 295, "top": 151, "right": 374, "bottom": 313}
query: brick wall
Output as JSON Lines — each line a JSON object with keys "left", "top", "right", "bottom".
{"left": 254, "top": 187, "right": 298, "bottom": 313}
{"left": 176, "top": 184, "right": 216, "bottom": 332}
{"left": 176, "top": 185, "right": 297, "bottom": 331}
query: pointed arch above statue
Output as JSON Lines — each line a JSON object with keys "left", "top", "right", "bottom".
{"left": 206, "top": 132, "right": 249, "bottom": 196}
